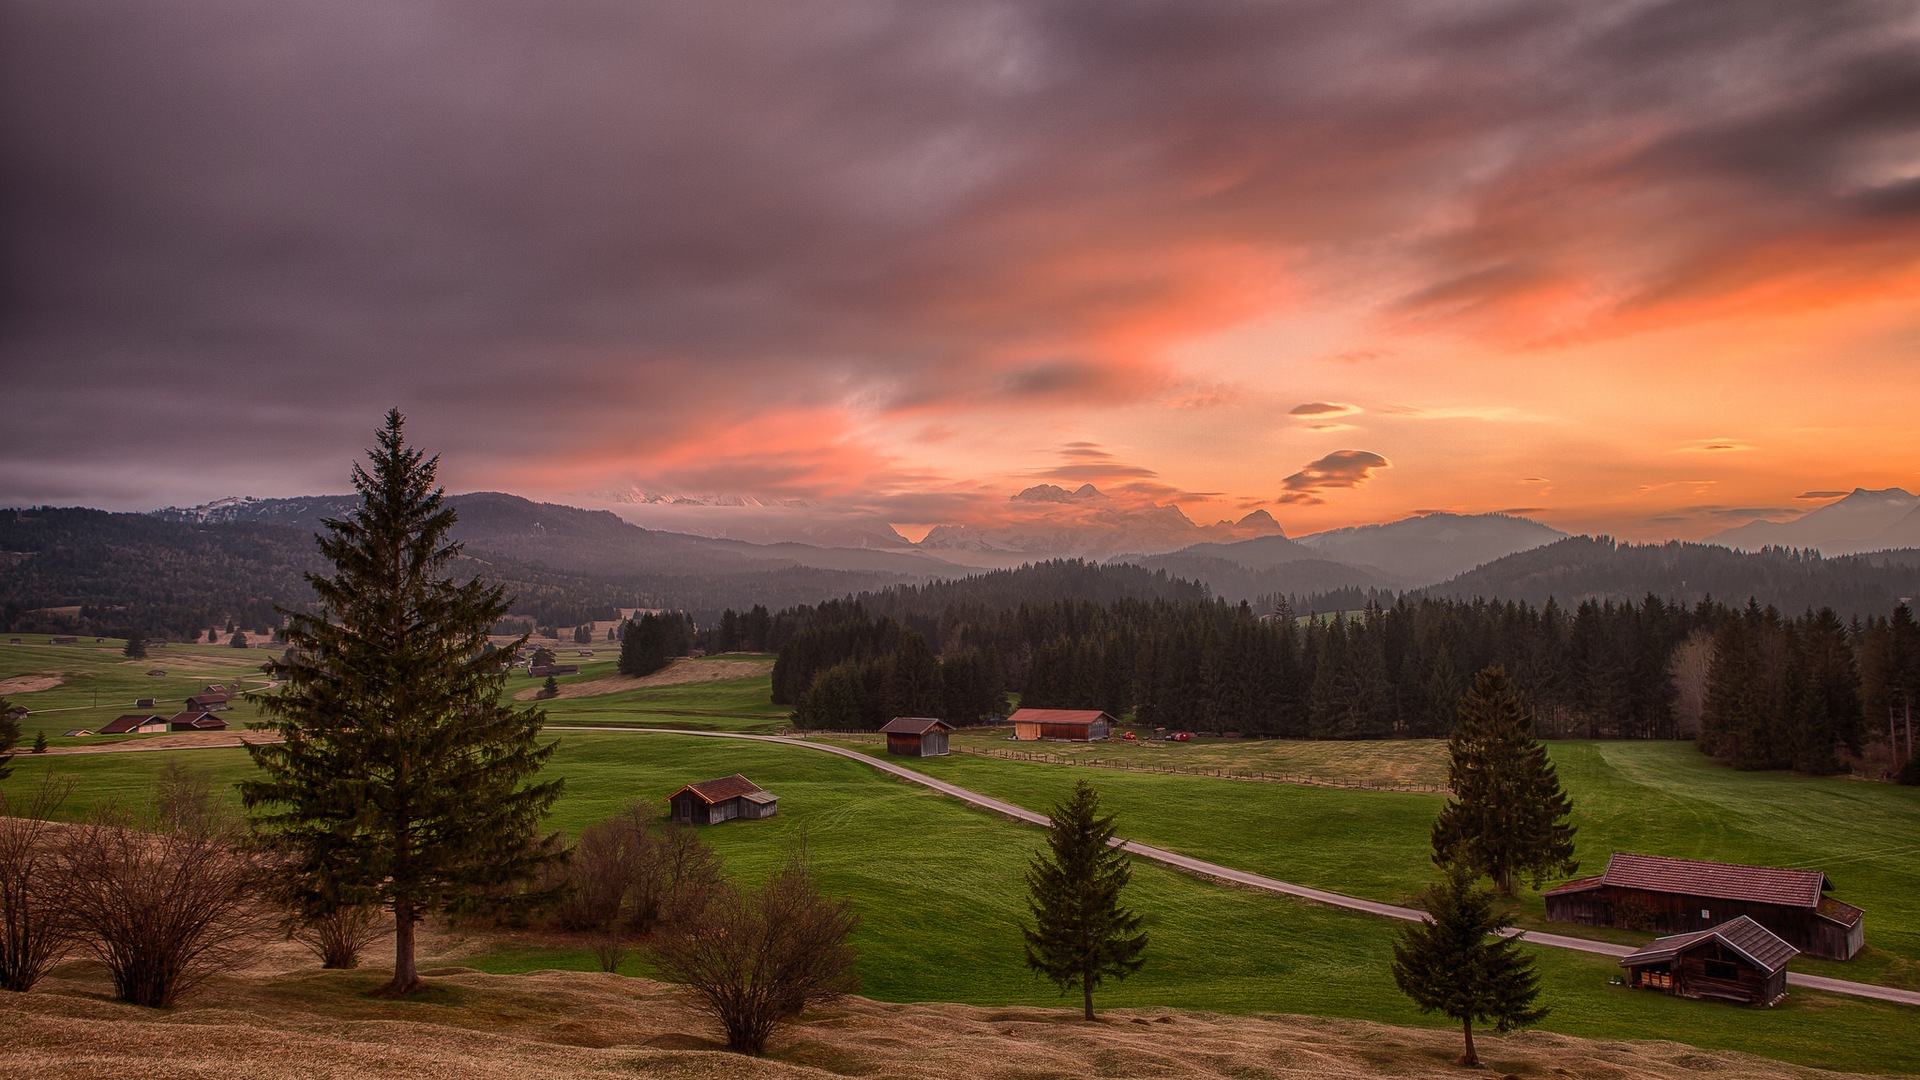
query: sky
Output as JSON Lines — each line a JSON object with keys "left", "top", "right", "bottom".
{"left": 4, "top": 1, "right": 1919, "bottom": 542}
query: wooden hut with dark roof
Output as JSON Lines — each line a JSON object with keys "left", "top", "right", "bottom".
{"left": 184, "top": 692, "right": 230, "bottom": 712}
{"left": 1008, "top": 708, "right": 1113, "bottom": 742}
{"left": 99, "top": 714, "right": 168, "bottom": 735}
{"left": 666, "top": 774, "right": 779, "bottom": 826}
{"left": 1619, "top": 916, "right": 1798, "bottom": 1005}
{"left": 1544, "top": 851, "right": 1864, "bottom": 960}
{"left": 168, "top": 711, "right": 228, "bottom": 731}
{"left": 880, "top": 717, "right": 953, "bottom": 757}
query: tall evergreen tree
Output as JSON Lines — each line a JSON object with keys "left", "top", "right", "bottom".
{"left": 0, "top": 698, "right": 17, "bottom": 781}
{"left": 1430, "top": 667, "right": 1577, "bottom": 896}
{"left": 242, "top": 411, "right": 563, "bottom": 997}
{"left": 1021, "top": 779, "right": 1147, "bottom": 1020}
{"left": 1391, "top": 864, "right": 1548, "bottom": 1068}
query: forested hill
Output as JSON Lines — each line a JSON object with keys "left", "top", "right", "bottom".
{"left": 1416, "top": 537, "right": 1920, "bottom": 619}
{"left": 0, "top": 506, "right": 924, "bottom": 638}
{"left": 849, "top": 559, "right": 1207, "bottom": 624}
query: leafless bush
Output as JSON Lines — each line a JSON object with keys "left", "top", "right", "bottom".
{"left": 650, "top": 844, "right": 859, "bottom": 1055}
{"left": 554, "top": 804, "right": 724, "bottom": 972}
{"left": 0, "top": 774, "right": 77, "bottom": 991}
{"left": 59, "top": 788, "right": 275, "bottom": 1007}
{"left": 153, "top": 758, "right": 222, "bottom": 835}
{"left": 288, "top": 905, "right": 385, "bottom": 969}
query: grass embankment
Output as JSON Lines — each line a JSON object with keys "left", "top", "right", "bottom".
{"left": 10, "top": 732, "right": 1913, "bottom": 1073}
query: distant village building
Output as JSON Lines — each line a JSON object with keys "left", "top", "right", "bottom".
{"left": 3, "top": 705, "right": 27, "bottom": 720}
{"left": 146, "top": 669, "right": 167, "bottom": 677}
{"left": 169, "top": 711, "right": 228, "bottom": 732}
{"left": 666, "top": 774, "right": 779, "bottom": 825}
{"left": 528, "top": 664, "right": 579, "bottom": 678}
{"left": 880, "top": 717, "right": 953, "bottom": 757}
{"left": 135, "top": 698, "right": 155, "bottom": 708}
{"left": 1619, "top": 916, "right": 1798, "bottom": 1006}
{"left": 184, "top": 693, "right": 230, "bottom": 712}
{"left": 1544, "top": 851, "right": 1864, "bottom": 961}
{"left": 99, "top": 714, "right": 168, "bottom": 735}
{"left": 50, "top": 637, "right": 77, "bottom": 645}
{"left": 62, "top": 729, "right": 93, "bottom": 738}
{"left": 1008, "top": 708, "right": 1113, "bottom": 742}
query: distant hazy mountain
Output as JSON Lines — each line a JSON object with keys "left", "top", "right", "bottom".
{"left": 158, "top": 492, "right": 963, "bottom": 580}
{"left": 917, "top": 484, "right": 1285, "bottom": 559}
{"left": 1710, "top": 488, "right": 1920, "bottom": 555}
{"left": 595, "top": 489, "right": 914, "bottom": 549}
{"left": 1294, "top": 512, "right": 1567, "bottom": 586}
{"left": 1423, "top": 535, "right": 1920, "bottom": 617}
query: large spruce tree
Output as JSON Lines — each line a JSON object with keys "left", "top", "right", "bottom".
{"left": 1430, "top": 666, "right": 1576, "bottom": 896}
{"left": 1021, "top": 779, "right": 1147, "bottom": 1020}
{"left": 1391, "top": 864, "right": 1547, "bottom": 1067}
{"left": 243, "top": 410, "right": 562, "bottom": 996}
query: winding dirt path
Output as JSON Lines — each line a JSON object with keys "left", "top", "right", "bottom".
{"left": 550, "top": 726, "right": 1920, "bottom": 1010}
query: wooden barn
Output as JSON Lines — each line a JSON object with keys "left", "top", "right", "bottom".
{"left": 529, "top": 664, "right": 579, "bottom": 678}
{"left": 184, "top": 693, "right": 230, "bottom": 712}
{"left": 169, "top": 711, "right": 228, "bottom": 731}
{"left": 1544, "top": 851, "right": 1864, "bottom": 960}
{"left": 99, "top": 714, "right": 168, "bottom": 735}
{"left": 667, "top": 774, "right": 779, "bottom": 826}
{"left": 1008, "top": 708, "right": 1113, "bottom": 742}
{"left": 880, "top": 717, "right": 953, "bottom": 757}
{"left": 1619, "top": 916, "right": 1797, "bottom": 1006}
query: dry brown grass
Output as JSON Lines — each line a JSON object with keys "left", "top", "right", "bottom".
{"left": 43, "top": 730, "right": 282, "bottom": 756}
{"left": 512, "top": 658, "right": 768, "bottom": 702}
{"left": 0, "top": 940, "right": 1879, "bottom": 1079}
{"left": 0, "top": 674, "right": 63, "bottom": 695}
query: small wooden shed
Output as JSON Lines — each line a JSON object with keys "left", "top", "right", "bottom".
{"left": 1008, "top": 708, "right": 1113, "bottom": 742}
{"left": 1544, "top": 851, "right": 1864, "bottom": 960}
{"left": 880, "top": 717, "right": 953, "bottom": 757}
{"left": 169, "top": 711, "right": 228, "bottom": 731}
{"left": 184, "top": 693, "right": 230, "bottom": 712}
{"left": 667, "top": 774, "right": 779, "bottom": 826}
{"left": 1619, "top": 916, "right": 1797, "bottom": 1005}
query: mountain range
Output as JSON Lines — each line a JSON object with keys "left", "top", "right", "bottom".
{"left": 1709, "top": 488, "right": 1920, "bottom": 556}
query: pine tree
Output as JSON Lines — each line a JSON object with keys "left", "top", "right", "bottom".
{"left": 0, "top": 699, "right": 17, "bottom": 780}
{"left": 1021, "top": 779, "right": 1147, "bottom": 1020}
{"left": 1391, "top": 864, "right": 1547, "bottom": 1067}
{"left": 1430, "top": 666, "right": 1577, "bottom": 896}
{"left": 242, "top": 410, "right": 563, "bottom": 997}
{"left": 122, "top": 637, "right": 146, "bottom": 659}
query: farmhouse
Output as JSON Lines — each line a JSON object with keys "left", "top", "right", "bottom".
{"left": 99, "top": 714, "right": 168, "bottom": 735}
{"left": 169, "top": 711, "right": 228, "bottom": 731}
{"left": 667, "top": 774, "right": 779, "bottom": 826}
{"left": 3, "top": 705, "right": 26, "bottom": 720}
{"left": 879, "top": 716, "right": 953, "bottom": 757}
{"left": 1619, "top": 916, "right": 1798, "bottom": 1006}
{"left": 146, "top": 669, "right": 167, "bottom": 677}
{"left": 1008, "top": 708, "right": 1113, "bottom": 741}
{"left": 50, "top": 636, "right": 77, "bottom": 645}
{"left": 62, "top": 729, "right": 93, "bottom": 738}
{"left": 1544, "top": 851, "right": 1864, "bottom": 960}
{"left": 184, "top": 693, "right": 230, "bottom": 712}
{"left": 529, "top": 664, "right": 579, "bottom": 678}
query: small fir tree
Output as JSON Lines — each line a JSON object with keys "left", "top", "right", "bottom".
{"left": 541, "top": 675, "right": 560, "bottom": 699}
{"left": 243, "top": 410, "right": 563, "bottom": 996}
{"left": 1392, "top": 864, "right": 1547, "bottom": 1067}
{"left": 1431, "top": 666, "right": 1576, "bottom": 896}
{"left": 1022, "top": 779, "right": 1147, "bottom": 1020}
{"left": 31, "top": 731, "right": 47, "bottom": 755}
{"left": 122, "top": 637, "right": 147, "bottom": 659}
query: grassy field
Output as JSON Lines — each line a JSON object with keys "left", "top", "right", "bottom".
{"left": 0, "top": 635, "right": 276, "bottom": 744}
{"left": 4, "top": 658, "right": 1919, "bottom": 1073}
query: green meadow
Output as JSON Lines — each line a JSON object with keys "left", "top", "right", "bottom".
{"left": 2, "top": 657, "right": 1918, "bottom": 1073}
{"left": 0, "top": 635, "right": 276, "bottom": 743}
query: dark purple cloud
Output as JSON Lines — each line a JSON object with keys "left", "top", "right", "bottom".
{"left": 2, "top": 1, "right": 1915, "bottom": 509}
{"left": 1277, "top": 450, "right": 1390, "bottom": 505}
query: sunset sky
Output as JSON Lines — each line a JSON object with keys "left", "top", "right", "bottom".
{"left": 4, "top": 1, "right": 1918, "bottom": 541}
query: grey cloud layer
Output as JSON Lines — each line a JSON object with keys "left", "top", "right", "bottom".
{"left": 3, "top": 0, "right": 1916, "bottom": 506}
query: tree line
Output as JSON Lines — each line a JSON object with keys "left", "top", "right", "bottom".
{"left": 764, "top": 564, "right": 1918, "bottom": 774}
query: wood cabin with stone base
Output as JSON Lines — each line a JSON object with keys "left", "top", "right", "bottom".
{"left": 666, "top": 774, "right": 779, "bottom": 826}
{"left": 1544, "top": 851, "right": 1863, "bottom": 960}
{"left": 880, "top": 717, "right": 953, "bottom": 757}
{"left": 1619, "top": 916, "right": 1797, "bottom": 1006}
{"left": 1008, "top": 708, "right": 1113, "bottom": 742}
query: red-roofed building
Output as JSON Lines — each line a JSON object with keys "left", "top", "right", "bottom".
{"left": 169, "top": 711, "right": 228, "bottom": 731}
{"left": 1008, "top": 708, "right": 1112, "bottom": 742}
{"left": 879, "top": 717, "right": 953, "bottom": 757}
{"left": 99, "top": 714, "right": 167, "bottom": 735}
{"left": 184, "top": 693, "right": 230, "bottom": 712}
{"left": 666, "top": 774, "right": 779, "bottom": 826}
{"left": 1544, "top": 852, "right": 1863, "bottom": 960}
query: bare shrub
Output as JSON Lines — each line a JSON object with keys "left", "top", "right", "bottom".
{"left": 554, "top": 803, "right": 724, "bottom": 971}
{"left": 0, "top": 774, "right": 77, "bottom": 991}
{"left": 288, "top": 905, "right": 385, "bottom": 969}
{"left": 153, "top": 758, "right": 221, "bottom": 835}
{"left": 650, "top": 844, "right": 859, "bottom": 1055}
{"left": 60, "top": 780, "right": 274, "bottom": 1007}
